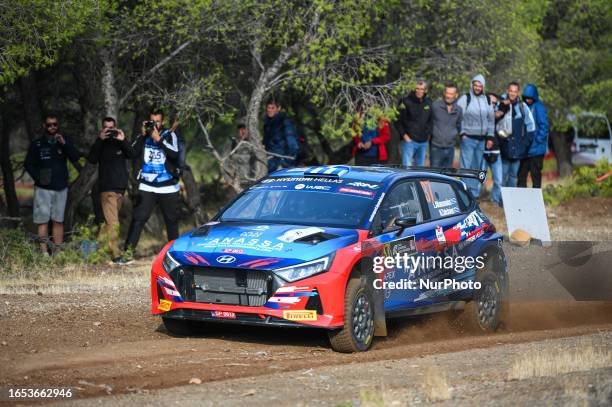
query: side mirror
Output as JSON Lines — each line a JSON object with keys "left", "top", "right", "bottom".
{"left": 394, "top": 216, "right": 417, "bottom": 235}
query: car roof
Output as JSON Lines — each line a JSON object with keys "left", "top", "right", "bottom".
{"left": 270, "top": 165, "right": 461, "bottom": 185}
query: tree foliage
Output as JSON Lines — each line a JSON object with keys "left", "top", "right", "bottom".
{"left": 0, "top": 0, "right": 97, "bottom": 85}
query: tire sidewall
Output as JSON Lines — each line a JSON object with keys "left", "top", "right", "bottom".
{"left": 347, "top": 282, "right": 375, "bottom": 351}
{"left": 473, "top": 271, "right": 503, "bottom": 331}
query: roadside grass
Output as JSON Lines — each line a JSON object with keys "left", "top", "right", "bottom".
{"left": 508, "top": 337, "right": 612, "bottom": 380}
{"left": 357, "top": 386, "right": 409, "bottom": 407}
{"left": 422, "top": 365, "right": 452, "bottom": 402}
{"left": 0, "top": 221, "right": 153, "bottom": 294}
{"left": 0, "top": 262, "right": 150, "bottom": 294}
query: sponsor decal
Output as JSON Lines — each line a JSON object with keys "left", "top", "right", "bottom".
{"left": 383, "top": 235, "right": 417, "bottom": 258}
{"left": 223, "top": 248, "right": 245, "bottom": 254}
{"left": 251, "top": 225, "right": 270, "bottom": 231}
{"left": 211, "top": 311, "right": 236, "bottom": 319}
{"left": 198, "top": 237, "right": 284, "bottom": 253}
{"left": 294, "top": 184, "right": 331, "bottom": 191}
{"left": 433, "top": 197, "right": 457, "bottom": 208}
{"left": 277, "top": 227, "right": 325, "bottom": 243}
{"left": 216, "top": 255, "right": 237, "bottom": 264}
{"left": 264, "top": 177, "right": 344, "bottom": 184}
{"left": 240, "top": 231, "right": 263, "bottom": 238}
{"left": 439, "top": 207, "right": 460, "bottom": 216}
{"left": 435, "top": 226, "right": 447, "bottom": 244}
{"left": 338, "top": 187, "right": 374, "bottom": 197}
{"left": 283, "top": 310, "right": 317, "bottom": 321}
{"left": 157, "top": 299, "right": 172, "bottom": 312}
{"left": 347, "top": 181, "right": 379, "bottom": 189}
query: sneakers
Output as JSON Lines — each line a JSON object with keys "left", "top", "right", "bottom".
{"left": 112, "top": 256, "right": 134, "bottom": 266}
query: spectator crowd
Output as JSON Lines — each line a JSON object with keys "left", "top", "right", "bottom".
{"left": 24, "top": 74, "right": 549, "bottom": 261}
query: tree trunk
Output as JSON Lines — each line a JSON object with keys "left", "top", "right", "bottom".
{"left": 245, "top": 80, "right": 269, "bottom": 180}
{"left": 238, "top": 46, "right": 300, "bottom": 187}
{"left": 18, "top": 73, "right": 43, "bottom": 141}
{"left": 101, "top": 49, "right": 119, "bottom": 120}
{"left": 65, "top": 47, "right": 120, "bottom": 231}
{"left": 0, "top": 113, "right": 20, "bottom": 217}
{"left": 181, "top": 166, "right": 207, "bottom": 226}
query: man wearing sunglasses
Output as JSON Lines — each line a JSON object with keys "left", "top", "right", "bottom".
{"left": 25, "top": 114, "right": 82, "bottom": 254}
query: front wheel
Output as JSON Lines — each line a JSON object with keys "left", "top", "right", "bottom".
{"left": 328, "top": 277, "right": 375, "bottom": 353}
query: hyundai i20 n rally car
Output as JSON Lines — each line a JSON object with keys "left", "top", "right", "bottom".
{"left": 152, "top": 165, "right": 508, "bottom": 352}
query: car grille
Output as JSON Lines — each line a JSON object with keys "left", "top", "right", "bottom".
{"left": 190, "top": 267, "right": 272, "bottom": 307}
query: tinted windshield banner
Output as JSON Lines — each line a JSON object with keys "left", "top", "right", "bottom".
{"left": 255, "top": 177, "right": 382, "bottom": 198}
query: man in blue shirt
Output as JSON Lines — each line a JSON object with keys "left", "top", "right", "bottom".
{"left": 518, "top": 84, "right": 549, "bottom": 188}
{"left": 263, "top": 99, "right": 299, "bottom": 173}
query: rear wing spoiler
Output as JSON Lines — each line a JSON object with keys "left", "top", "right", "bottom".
{"left": 370, "top": 165, "right": 487, "bottom": 184}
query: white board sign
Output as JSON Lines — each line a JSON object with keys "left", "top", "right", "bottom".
{"left": 501, "top": 187, "right": 551, "bottom": 243}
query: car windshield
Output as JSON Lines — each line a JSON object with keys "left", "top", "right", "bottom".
{"left": 220, "top": 186, "right": 376, "bottom": 228}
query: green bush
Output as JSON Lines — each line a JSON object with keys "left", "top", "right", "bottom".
{"left": 543, "top": 160, "right": 612, "bottom": 205}
{"left": 0, "top": 218, "right": 114, "bottom": 278}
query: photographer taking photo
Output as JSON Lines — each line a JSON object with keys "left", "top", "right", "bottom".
{"left": 87, "top": 117, "right": 136, "bottom": 264}
{"left": 121, "top": 109, "right": 182, "bottom": 262}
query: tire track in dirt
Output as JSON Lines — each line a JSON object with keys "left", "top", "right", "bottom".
{"left": 1, "top": 294, "right": 611, "bottom": 401}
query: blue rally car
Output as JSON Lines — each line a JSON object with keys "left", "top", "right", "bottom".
{"left": 151, "top": 165, "right": 508, "bottom": 352}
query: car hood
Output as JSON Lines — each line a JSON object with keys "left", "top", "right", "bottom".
{"left": 168, "top": 222, "right": 359, "bottom": 270}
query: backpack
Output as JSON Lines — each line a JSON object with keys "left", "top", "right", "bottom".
{"left": 465, "top": 93, "right": 490, "bottom": 109}
{"left": 161, "top": 129, "right": 186, "bottom": 179}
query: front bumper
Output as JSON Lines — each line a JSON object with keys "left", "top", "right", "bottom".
{"left": 162, "top": 308, "right": 329, "bottom": 329}
{"left": 150, "top": 243, "right": 360, "bottom": 329}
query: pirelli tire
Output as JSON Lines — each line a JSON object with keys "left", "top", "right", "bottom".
{"left": 162, "top": 316, "right": 200, "bottom": 336}
{"left": 472, "top": 263, "right": 509, "bottom": 332}
{"left": 328, "top": 277, "right": 375, "bottom": 353}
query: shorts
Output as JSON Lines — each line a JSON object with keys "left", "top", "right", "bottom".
{"left": 33, "top": 187, "right": 68, "bottom": 224}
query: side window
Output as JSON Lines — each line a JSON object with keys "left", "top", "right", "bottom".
{"left": 420, "top": 180, "right": 461, "bottom": 220}
{"left": 455, "top": 185, "right": 472, "bottom": 211}
{"left": 371, "top": 182, "right": 423, "bottom": 235}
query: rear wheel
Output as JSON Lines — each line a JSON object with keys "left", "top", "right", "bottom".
{"left": 472, "top": 269, "right": 509, "bottom": 331}
{"left": 162, "top": 317, "right": 201, "bottom": 336}
{"left": 328, "top": 277, "right": 375, "bottom": 353}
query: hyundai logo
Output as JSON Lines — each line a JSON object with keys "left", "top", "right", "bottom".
{"left": 216, "top": 255, "right": 236, "bottom": 264}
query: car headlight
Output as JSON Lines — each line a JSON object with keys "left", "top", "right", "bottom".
{"left": 273, "top": 255, "right": 334, "bottom": 282}
{"left": 163, "top": 251, "right": 181, "bottom": 274}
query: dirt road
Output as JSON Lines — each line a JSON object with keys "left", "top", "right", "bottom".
{"left": 1, "top": 198, "right": 611, "bottom": 405}
{"left": 1, "top": 285, "right": 611, "bottom": 403}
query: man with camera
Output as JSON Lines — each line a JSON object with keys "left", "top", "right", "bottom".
{"left": 122, "top": 109, "right": 182, "bottom": 261}
{"left": 87, "top": 117, "right": 136, "bottom": 264}
{"left": 25, "top": 114, "right": 82, "bottom": 254}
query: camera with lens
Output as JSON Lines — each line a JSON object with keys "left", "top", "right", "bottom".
{"left": 144, "top": 121, "right": 157, "bottom": 135}
{"left": 107, "top": 129, "right": 118, "bottom": 139}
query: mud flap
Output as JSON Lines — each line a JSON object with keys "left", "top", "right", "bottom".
{"left": 361, "top": 242, "right": 387, "bottom": 337}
